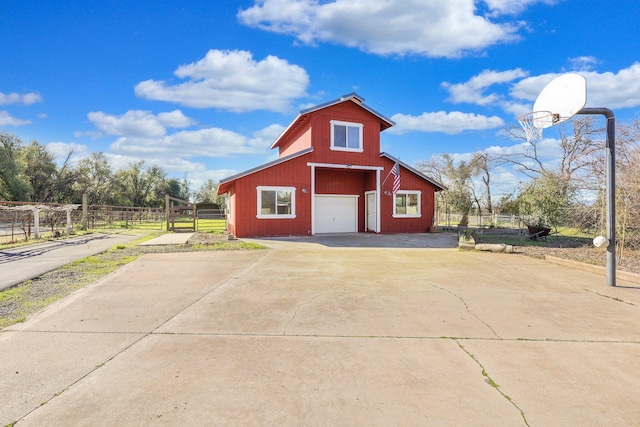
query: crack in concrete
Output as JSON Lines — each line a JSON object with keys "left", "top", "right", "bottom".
{"left": 282, "top": 289, "right": 333, "bottom": 336}
{"left": 430, "top": 283, "right": 501, "bottom": 339}
{"left": 454, "top": 339, "right": 530, "bottom": 427}
{"left": 584, "top": 289, "right": 637, "bottom": 306}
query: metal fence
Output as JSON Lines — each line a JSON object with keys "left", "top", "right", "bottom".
{"left": 436, "top": 212, "right": 534, "bottom": 229}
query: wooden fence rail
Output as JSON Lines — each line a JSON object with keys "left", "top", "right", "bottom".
{"left": 0, "top": 194, "right": 225, "bottom": 244}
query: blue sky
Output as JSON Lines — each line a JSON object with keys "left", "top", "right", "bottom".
{"left": 2, "top": 0, "right": 639, "bottom": 195}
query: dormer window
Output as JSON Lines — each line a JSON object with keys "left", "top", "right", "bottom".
{"left": 330, "top": 120, "right": 363, "bottom": 152}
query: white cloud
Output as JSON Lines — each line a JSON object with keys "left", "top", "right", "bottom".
{"left": 0, "top": 110, "right": 31, "bottom": 126}
{"left": 0, "top": 91, "right": 42, "bottom": 106}
{"left": 567, "top": 56, "right": 599, "bottom": 71}
{"left": 134, "top": 49, "right": 309, "bottom": 112}
{"left": 156, "top": 110, "right": 196, "bottom": 128}
{"left": 389, "top": 111, "right": 505, "bottom": 134}
{"left": 107, "top": 124, "right": 283, "bottom": 164}
{"left": 510, "top": 63, "right": 640, "bottom": 110}
{"left": 442, "top": 68, "right": 529, "bottom": 105}
{"left": 186, "top": 169, "right": 239, "bottom": 192}
{"left": 582, "top": 63, "right": 640, "bottom": 109}
{"left": 85, "top": 109, "right": 195, "bottom": 138}
{"left": 238, "top": 0, "right": 523, "bottom": 58}
{"left": 482, "top": 0, "right": 559, "bottom": 15}
{"left": 46, "top": 142, "right": 90, "bottom": 166}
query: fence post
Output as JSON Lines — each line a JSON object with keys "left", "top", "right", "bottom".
{"left": 33, "top": 207, "right": 40, "bottom": 239}
{"left": 165, "top": 194, "right": 170, "bottom": 231}
{"left": 82, "top": 193, "right": 88, "bottom": 230}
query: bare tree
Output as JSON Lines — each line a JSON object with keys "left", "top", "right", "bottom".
{"left": 500, "top": 116, "right": 604, "bottom": 184}
{"left": 417, "top": 154, "right": 473, "bottom": 226}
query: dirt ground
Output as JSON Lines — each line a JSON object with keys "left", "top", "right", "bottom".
{"left": 502, "top": 237, "right": 640, "bottom": 276}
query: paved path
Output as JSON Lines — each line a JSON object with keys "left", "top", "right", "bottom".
{"left": 139, "top": 232, "right": 193, "bottom": 246}
{"left": 1, "top": 235, "right": 640, "bottom": 426}
{"left": 0, "top": 232, "right": 143, "bottom": 291}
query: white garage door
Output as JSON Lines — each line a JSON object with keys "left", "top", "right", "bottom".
{"left": 315, "top": 195, "right": 358, "bottom": 233}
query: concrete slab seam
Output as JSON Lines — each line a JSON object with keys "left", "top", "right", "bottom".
{"left": 12, "top": 250, "right": 270, "bottom": 424}
{"left": 454, "top": 338, "right": 530, "bottom": 427}
{"left": 15, "top": 332, "right": 149, "bottom": 424}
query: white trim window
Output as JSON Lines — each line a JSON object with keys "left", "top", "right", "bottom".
{"left": 393, "top": 191, "right": 421, "bottom": 218}
{"left": 330, "top": 120, "right": 363, "bottom": 152}
{"left": 257, "top": 186, "right": 296, "bottom": 219}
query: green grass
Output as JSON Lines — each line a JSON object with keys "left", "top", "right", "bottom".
{"left": 195, "top": 218, "right": 227, "bottom": 232}
{"left": 472, "top": 227, "right": 594, "bottom": 248}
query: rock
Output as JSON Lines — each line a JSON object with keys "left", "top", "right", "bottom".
{"left": 474, "top": 243, "right": 513, "bottom": 253}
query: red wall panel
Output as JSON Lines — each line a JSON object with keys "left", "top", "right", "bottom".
{"left": 232, "top": 153, "right": 313, "bottom": 237}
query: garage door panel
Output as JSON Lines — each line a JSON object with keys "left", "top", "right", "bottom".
{"left": 315, "top": 196, "right": 357, "bottom": 233}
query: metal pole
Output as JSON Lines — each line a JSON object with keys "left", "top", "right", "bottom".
{"left": 578, "top": 108, "right": 616, "bottom": 286}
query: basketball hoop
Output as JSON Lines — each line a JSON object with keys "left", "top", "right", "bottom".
{"left": 517, "top": 111, "right": 558, "bottom": 143}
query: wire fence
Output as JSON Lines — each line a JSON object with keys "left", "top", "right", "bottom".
{"left": 0, "top": 200, "right": 227, "bottom": 244}
{"left": 435, "top": 212, "right": 534, "bottom": 229}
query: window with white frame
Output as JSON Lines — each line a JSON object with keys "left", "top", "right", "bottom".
{"left": 257, "top": 186, "right": 296, "bottom": 219}
{"left": 330, "top": 120, "right": 363, "bottom": 152}
{"left": 393, "top": 191, "right": 421, "bottom": 218}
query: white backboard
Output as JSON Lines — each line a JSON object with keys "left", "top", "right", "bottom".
{"left": 533, "top": 73, "right": 587, "bottom": 128}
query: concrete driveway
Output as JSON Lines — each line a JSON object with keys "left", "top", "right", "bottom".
{"left": 1, "top": 234, "right": 640, "bottom": 426}
{"left": 0, "top": 232, "right": 143, "bottom": 291}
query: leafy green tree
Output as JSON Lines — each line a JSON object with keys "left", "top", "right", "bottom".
{"left": 164, "top": 177, "right": 190, "bottom": 201}
{"left": 73, "top": 152, "right": 114, "bottom": 205}
{"left": 516, "top": 171, "right": 577, "bottom": 230}
{"left": 22, "top": 141, "right": 58, "bottom": 202}
{"left": 195, "top": 179, "right": 224, "bottom": 205}
{"left": 0, "top": 132, "right": 30, "bottom": 201}
{"left": 114, "top": 161, "right": 166, "bottom": 207}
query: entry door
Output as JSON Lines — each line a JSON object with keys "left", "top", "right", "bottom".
{"left": 366, "top": 192, "right": 376, "bottom": 232}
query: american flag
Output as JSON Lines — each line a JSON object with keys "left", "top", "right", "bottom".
{"left": 391, "top": 162, "right": 401, "bottom": 194}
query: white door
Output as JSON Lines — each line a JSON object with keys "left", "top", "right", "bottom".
{"left": 366, "top": 192, "right": 376, "bottom": 232}
{"left": 315, "top": 195, "right": 358, "bottom": 233}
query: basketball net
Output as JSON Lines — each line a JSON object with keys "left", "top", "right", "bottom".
{"left": 517, "top": 111, "right": 558, "bottom": 143}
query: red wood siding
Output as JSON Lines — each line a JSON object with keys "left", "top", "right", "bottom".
{"left": 280, "top": 126, "right": 312, "bottom": 157}
{"left": 231, "top": 153, "right": 313, "bottom": 237}
{"left": 306, "top": 103, "right": 382, "bottom": 166}
{"left": 315, "top": 169, "right": 367, "bottom": 194}
{"left": 379, "top": 158, "right": 436, "bottom": 234}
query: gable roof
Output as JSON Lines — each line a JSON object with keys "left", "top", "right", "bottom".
{"left": 380, "top": 152, "right": 447, "bottom": 191}
{"left": 217, "top": 147, "right": 314, "bottom": 194}
{"left": 270, "top": 92, "right": 395, "bottom": 150}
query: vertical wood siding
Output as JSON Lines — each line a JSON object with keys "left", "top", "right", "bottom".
{"left": 379, "top": 157, "right": 436, "bottom": 234}
{"left": 232, "top": 153, "right": 313, "bottom": 237}
{"left": 280, "top": 127, "right": 312, "bottom": 157}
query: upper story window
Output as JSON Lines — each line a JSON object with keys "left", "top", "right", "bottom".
{"left": 330, "top": 120, "right": 363, "bottom": 152}
{"left": 257, "top": 186, "right": 296, "bottom": 219}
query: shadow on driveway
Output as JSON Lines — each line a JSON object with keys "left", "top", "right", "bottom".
{"left": 247, "top": 232, "right": 458, "bottom": 249}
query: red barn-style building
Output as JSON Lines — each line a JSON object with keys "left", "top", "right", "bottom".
{"left": 217, "top": 93, "right": 445, "bottom": 238}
